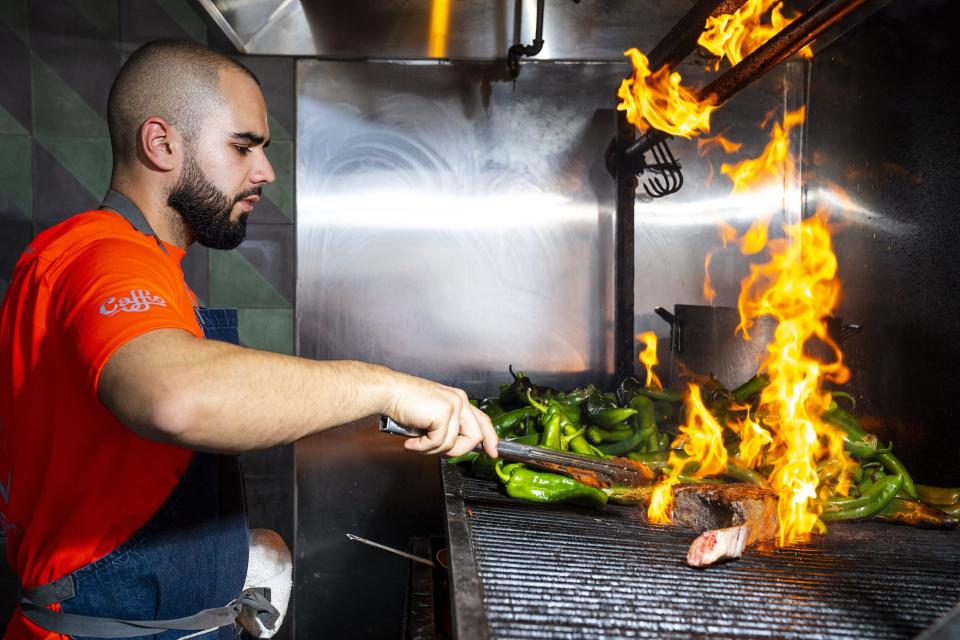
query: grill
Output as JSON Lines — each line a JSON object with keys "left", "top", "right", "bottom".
{"left": 442, "top": 463, "right": 960, "bottom": 639}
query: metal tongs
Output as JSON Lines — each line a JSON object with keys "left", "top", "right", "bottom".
{"left": 379, "top": 416, "right": 653, "bottom": 487}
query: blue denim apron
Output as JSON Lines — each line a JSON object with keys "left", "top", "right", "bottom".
{"left": 18, "top": 192, "right": 276, "bottom": 639}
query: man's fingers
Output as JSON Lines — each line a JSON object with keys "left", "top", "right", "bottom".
{"left": 445, "top": 433, "right": 479, "bottom": 458}
{"left": 440, "top": 401, "right": 462, "bottom": 453}
{"left": 472, "top": 405, "right": 499, "bottom": 458}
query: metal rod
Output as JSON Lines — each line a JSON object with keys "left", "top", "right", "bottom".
{"left": 647, "top": 0, "right": 748, "bottom": 71}
{"left": 703, "top": 0, "right": 868, "bottom": 105}
{"left": 507, "top": 0, "right": 546, "bottom": 76}
{"left": 345, "top": 533, "right": 436, "bottom": 568}
{"left": 613, "top": 107, "right": 637, "bottom": 384}
{"left": 625, "top": 0, "right": 867, "bottom": 160}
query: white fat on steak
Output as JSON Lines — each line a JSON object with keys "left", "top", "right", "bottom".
{"left": 686, "top": 525, "right": 749, "bottom": 568}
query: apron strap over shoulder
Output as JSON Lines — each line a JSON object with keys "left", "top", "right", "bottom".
{"left": 20, "top": 579, "right": 279, "bottom": 639}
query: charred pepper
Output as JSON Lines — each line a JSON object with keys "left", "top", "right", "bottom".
{"left": 495, "top": 460, "right": 607, "bottom": 509}
{"left": 820, "top": 474, "right": 903, "bottom": 522}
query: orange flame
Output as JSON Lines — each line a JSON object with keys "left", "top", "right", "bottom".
{"left": 698, "top": 0, "right": 813, "bottom": 70}
{"left": 637, "top": 331, "right": 663, "bottom": 390}
{"left": 738, "top": 213, "right": 853, "bottom": 545}
{"left": 698, "top": 133, "right": 744, "bottom": 155}
{"left": 703, "top": 253, "right": 717, "bottom": 303}
{"left": 647, "top": 384, "right": 729, "bottom": 523}
{"left": 721, "top": 107, "right": 805, "bottom": 195}
{"left": 727, "top": 409, "right": 773, "bottom": 469}
{"left": 617, "top": 49, "right": 718, "bottom": 138}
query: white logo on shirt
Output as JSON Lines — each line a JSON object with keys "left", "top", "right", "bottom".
{"left": 99, "top": 289, "right": 168, "bottom": 317}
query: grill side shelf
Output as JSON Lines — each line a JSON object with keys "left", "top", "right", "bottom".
{"left": 441, "top": 461, "right": 492, "bottom": 640}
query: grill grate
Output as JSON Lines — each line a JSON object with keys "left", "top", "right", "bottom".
{"left": 443, "top": 463, "right": 960, "bottom": 639}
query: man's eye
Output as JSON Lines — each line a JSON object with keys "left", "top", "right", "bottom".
{"left": 234, "top": 145, "right": 252, "bottom": 155}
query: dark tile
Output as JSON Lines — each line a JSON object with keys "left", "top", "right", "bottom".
{"left": 29, "top": 0, "right": 120, "bottom": 126}
{"left": 0, "top": 134, "right": 31, "bottom": 219}
{"left": 120, "top": 0, "right": 206, "bottom": 52}
{"left": 0, "top": 20, "right": 32, "bottom": 134}
{"left": 0, "top": 0, "right": 29, "bottom": 44}
{"left": 29, "top": 0, "right": 118, "bottom": 41}
{"left": 181, "top": 242, "right": 209, "bottom": 305}
{"left": 31, "top": 52, "right": 110, "bottom": 138}
{"left": 236, "top": 56, "right": 294, "bottom": 140}
{"left": 32, "top": 140, "right": 99, "bottom": 228}
{"left": 0, "top": 218, "right": 33, "bottom": 295}
{"left": 261, "top": 139, "right": 294, "bottom": 223}
{"left": 238, "top": 308, "right": 294, "bottom": 354}
{"left": 34, "top": 136, "right": 112, "bottom": 201}
{"left": 209, "top": 224, "right": 294, "bottom": 308}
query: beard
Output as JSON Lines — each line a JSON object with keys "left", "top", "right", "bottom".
{"left": 167, "top": 150, "right": 260, "bottom": 250}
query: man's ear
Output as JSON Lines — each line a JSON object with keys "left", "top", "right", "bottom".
{"left": 138, "top": 117, "right": 179, "bottom": 172}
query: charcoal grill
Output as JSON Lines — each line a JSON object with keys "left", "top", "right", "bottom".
{"left": 441, "top": 462, "right": 960, "bottom": 639}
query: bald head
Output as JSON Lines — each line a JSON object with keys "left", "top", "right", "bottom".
{"left": 108, "top": 40, "right": 259, "bottom": 166}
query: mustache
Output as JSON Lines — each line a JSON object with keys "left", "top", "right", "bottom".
{"left": 233, "top": 187, "right": 262, "bottom": 204}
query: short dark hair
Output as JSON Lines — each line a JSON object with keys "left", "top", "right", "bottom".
{"left": 107, "top": 40, "right": 259, "bottom": 165}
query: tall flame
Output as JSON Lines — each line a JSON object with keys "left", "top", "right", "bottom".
{"left": 739, "top": 213, "right": 852, "bottom": 544}
{"left": 698, "top": 0, "right": 813, "bottom": 70}
{"left": 648, "top": 384, "right": 729, "bottom": 523}
{"left": 617, "top": 49, "right": 717, "bottom": 138}
{"left": 637, "top": 332, "right": 663, "bottom": 390}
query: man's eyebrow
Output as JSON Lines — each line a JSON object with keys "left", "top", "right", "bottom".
{"left": 230, "top": 132, "right": 270, "bottom": 148}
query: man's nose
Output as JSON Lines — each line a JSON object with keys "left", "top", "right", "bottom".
{"left": 254, "top": 150, "right": 276, "bottom": 185}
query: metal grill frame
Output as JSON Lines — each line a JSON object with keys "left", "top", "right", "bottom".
{"left": 442, "top": 461, "right": 960, "bottom": 639}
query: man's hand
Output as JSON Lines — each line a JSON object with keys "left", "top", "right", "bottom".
{"left": 386, "top": 374, "right": 498, "bottom": 459}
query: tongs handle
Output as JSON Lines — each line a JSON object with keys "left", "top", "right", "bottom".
{"left": 379, "top": 417, "right": 653, "bottom": 485}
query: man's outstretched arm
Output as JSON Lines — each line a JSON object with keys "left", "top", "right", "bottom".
{"left": 99, "top": 328, "right": 498, "bottom": 457}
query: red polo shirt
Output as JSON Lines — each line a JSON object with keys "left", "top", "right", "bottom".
{"left": 0, "top": 209, "right": 204, "bottom": 639}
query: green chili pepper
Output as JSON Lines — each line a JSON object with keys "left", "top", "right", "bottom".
{"left": 822, "top": 406, "right": 889, "bottom": 461}
{"left": 626, "top": 450, "right": 672, "bottom": 473}
{"left": 554, "top": 385, "right": 597, "bottom": 406}
{"left": 731, "top": 373, "right": 768, "bottom": 404}
{"left": 602, "top": 484, "right": 653, "bottom": 505}
{"left": 820, "top": 474, "right": 903, "bottom": 522}
{"left": 491, "top": 406, "right": 537, "bottom": 436}
{"left": 507, "top": 432, "right": 541, "bottom": 446}
{"left": 562, "top": 424, "right": 603, "bottom": 456}
{"left": 479, "top": 398, "right": 506, "bottom": 419}
{"left": 654, "top": 432, "right": 671, "bottom": 452}
{"left": 936, "top": 502, "right": 960, "bottom": 519}
{"left": 722, "top": 462, "right": 771, "bottom": 488}
{"left": 830, "top": 391, "right": 857, "bottom": 410}
{"left": 495, "top": 460, "right": 607, "bottom": 509}
{"left": 876, "top": 452, "right": 917, "bottom": 499}
{"left": 585, "top": 392, "right": 635, "bottom": 428}
{"left": 914, "top": 485, "right": 960, "bottom": 505}
{"left": 470, "top": 454, "right": 499, "bottom": 480}
{"left": 540, "top": 411, "right": 562, "bottom": 450}
{"left": 597, "top": 396, "right": 654, "bottom": 456}
{"left": 446, "top": 452, "right": 480, "bottom": 464}
{"left": 874, "top": 497, "right": 959, "bottom": 529}
{"left": 586, "top": 426, "right": 634, "bottom": 444}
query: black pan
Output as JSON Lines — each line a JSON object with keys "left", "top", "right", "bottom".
{"left": 654, "top": 304, "right": 861, "bottom": 390}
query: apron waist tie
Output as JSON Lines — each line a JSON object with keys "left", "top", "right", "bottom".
{"left": 20, "top": 575, "right": 279, "bottom": 639}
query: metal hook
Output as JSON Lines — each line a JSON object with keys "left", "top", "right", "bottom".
{"left": 641, "top": 138, "right": 683, "bottom": 198}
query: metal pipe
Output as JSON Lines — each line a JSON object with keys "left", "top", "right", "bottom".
{"left": 613, "top": 107, "right": 637, "bottom": 384}
{"left": 647, "top": 0, "right": 748, "bottom": 71}
{"left": 507, "top": 0, "right": 546, "bottom": 76}
{"left": 703, "top": 0, "right": 868, "bottom": 104}
{"left": 625, "top": 0, "right": 868, "bottom": 160}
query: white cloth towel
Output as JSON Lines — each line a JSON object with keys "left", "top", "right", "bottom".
{"left": 238, "top": 529, "right": 292, "bottom": 639}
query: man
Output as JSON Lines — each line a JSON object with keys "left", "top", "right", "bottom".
{"left": 0, "top": 40, "right": 497, "bottom": 640}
